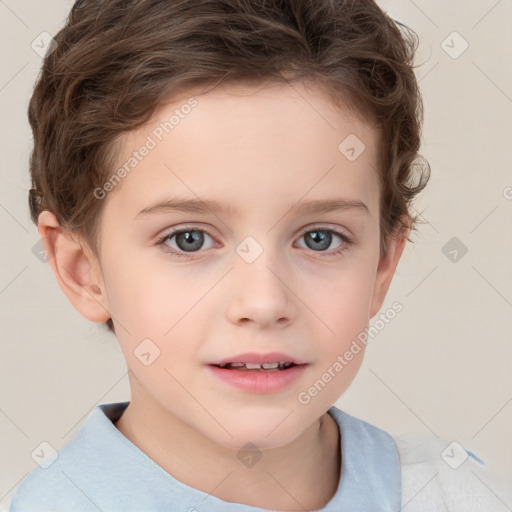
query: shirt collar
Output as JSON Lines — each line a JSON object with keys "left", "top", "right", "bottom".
{"left": 80, "top": 401, "right": 401, "bottom": 511}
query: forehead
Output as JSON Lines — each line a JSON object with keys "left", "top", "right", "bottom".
{"left": 104, "top": 80, "right": 380, "bottom": 223}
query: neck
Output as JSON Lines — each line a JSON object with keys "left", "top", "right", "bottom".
{"left": 115, "top": 378, "right": 341, "bottom": 510}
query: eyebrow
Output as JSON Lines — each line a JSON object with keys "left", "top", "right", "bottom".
{"left": 134, "top": 196, "right": 370, "bottom": 220}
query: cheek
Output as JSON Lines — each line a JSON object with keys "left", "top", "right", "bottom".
{"left": 103, "top": 256, "right": 185, "bottom": 333}
{"left": 305, "top": 263, "right": 377, "bottom": 342}
{"left": 105, "top": 262, "right": 208, "bottom": 369}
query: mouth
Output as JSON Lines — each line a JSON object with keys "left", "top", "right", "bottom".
{"left": 206, "top": 353, "right": 308, "bottom": 393}
{"left": 207, "top": 352, "right": 307, "bottom": 371}
{"left": 211, "top": 361, "right": 298, "bottom": 372}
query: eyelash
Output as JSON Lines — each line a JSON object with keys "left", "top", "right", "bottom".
{"left": 154, "top": 225, "right": 353, "bottom": 259}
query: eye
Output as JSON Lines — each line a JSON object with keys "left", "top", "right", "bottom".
{"left": 155, "top": 225, "right": 353, "bottom": 259}
{"left": 155, "top": 227, "right": 216, "bottom": 257}
{"left": 295, "top": 227, "right": 353, "bottom": 257}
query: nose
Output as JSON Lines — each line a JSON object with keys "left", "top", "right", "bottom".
{"left": 225, "top": 247, "right": 296, "bottom": 329}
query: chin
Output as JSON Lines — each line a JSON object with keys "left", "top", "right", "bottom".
{"left": 202, "top": 411, "right": 313, "bottom": 452}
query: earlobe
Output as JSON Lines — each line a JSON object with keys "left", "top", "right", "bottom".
{"left": 37, "top": 211, "right": 111, "bottom": 323}
{"left": 369, "top": 225, "right": 409, "bottom": 319}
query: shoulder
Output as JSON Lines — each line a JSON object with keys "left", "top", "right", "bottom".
{"left": 393, "top": 431, "right": 512, "bottom": 511}
{"left": 329, "top": 407, "right": 512, "bottom": 511}
{"left": 328, "top": 405, "right": 396, "bottom": 445}
{"left": 8, "top": 434, "right": 102, "bottom": 512}
{"left": 8, "top": 403, "right": 131, "bottom": 512}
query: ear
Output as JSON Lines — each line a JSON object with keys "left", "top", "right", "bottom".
{"left": 369, "top": 222, "right": 410, "bottom": 318}
{"left": 37, "top": 211, "right": 111, "bottom": 323}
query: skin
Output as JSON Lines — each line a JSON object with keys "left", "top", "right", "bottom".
{"left": 38, "top": 80, "right": 409, "bottom": 511}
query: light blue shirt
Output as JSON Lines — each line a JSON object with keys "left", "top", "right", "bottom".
{"left": 9, "top": 401, "right": 402, "bottom": 511}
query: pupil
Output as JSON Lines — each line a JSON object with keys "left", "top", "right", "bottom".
{"left": 177, "top": 231, "right": 204, "bottom": 252}
{"left": 306, "top": 230, "right": 330, "bottom": 251}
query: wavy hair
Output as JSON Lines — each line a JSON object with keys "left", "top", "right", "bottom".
{"left": 28, "top": 0, "right": 430, "bottom": 334}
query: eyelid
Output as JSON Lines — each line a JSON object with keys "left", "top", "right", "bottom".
{"left": 297, "top": 223, "right": 352, "bottom": 240}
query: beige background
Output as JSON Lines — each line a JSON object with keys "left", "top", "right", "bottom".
{"left": 1, "top": 0, "right": 511, "bottom": 509}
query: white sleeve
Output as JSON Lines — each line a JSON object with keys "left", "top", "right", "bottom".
{"left": 394, "top": 432, "right": 512, "bottom": 512}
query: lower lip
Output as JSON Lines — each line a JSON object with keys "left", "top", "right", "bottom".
{"left": 206, "top": 364, "right": 308, "bottom": 394}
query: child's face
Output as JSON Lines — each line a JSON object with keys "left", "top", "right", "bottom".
{"left": 61, "top": 81, "right": 406, "bottom": 450}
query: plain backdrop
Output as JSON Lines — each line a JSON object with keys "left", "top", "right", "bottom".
{"left": 1, "top": 0, "right": 511, "bottom": 509}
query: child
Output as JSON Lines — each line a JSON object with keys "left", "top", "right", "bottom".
{"left": 10, "top": 0, "right": 511, "bottom": 510}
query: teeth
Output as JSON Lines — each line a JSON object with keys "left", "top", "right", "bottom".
{"left": 217, "top": 361, "right": 295, "bottom": 370}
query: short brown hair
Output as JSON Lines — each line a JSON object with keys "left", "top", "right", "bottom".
{"left": 27, "top": 0, "right": 430, "bottom": 335}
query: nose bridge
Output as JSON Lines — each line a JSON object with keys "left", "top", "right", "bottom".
{"left": 227, "top": 234, "right": 295, "bottom": 326}
{"left": 236, "top": 230, "right": 288, "bottom": 281}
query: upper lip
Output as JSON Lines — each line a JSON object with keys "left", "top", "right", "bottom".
{"left": 208, "top": 352, "right": 308, "bottom": 366}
